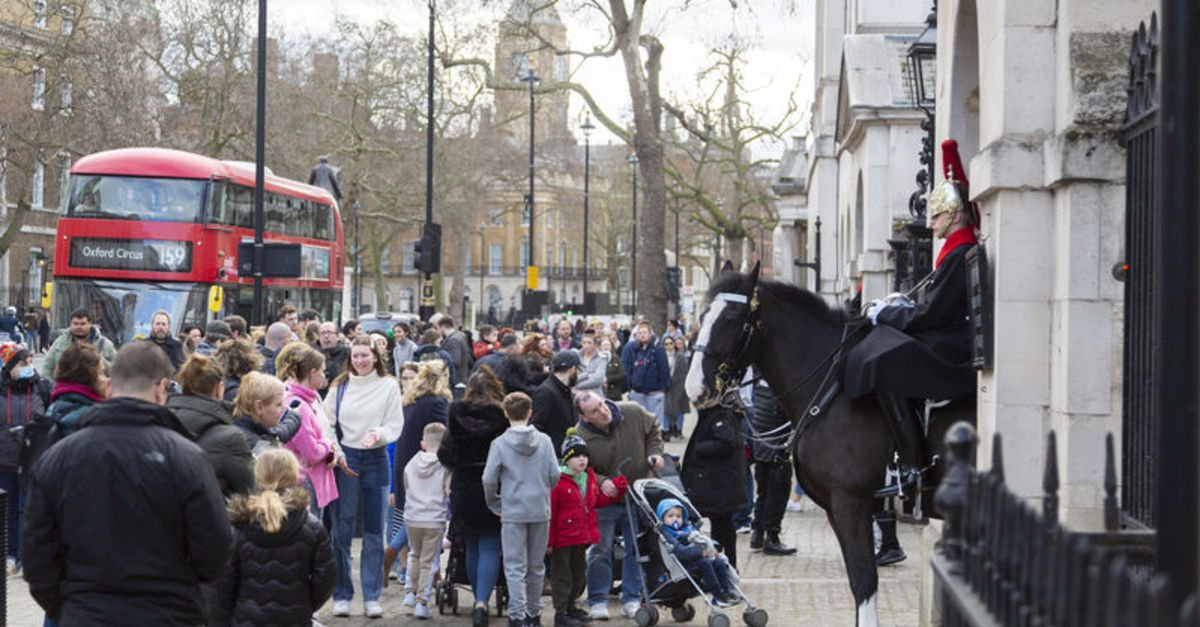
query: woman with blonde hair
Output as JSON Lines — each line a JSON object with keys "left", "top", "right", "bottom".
{"left": 218, "top": 449, "right": 336, "bottom": 626}
{"left": 167, "top": 354, "right": 255, "bottom": 497}
{"left": 386, "top": 360, "right": 450, "bottom": 605}
{"left": 232, "top": 371, "right": 289, "bottom": 455}
{"left": 324, "top": 336, "right": 405, "bottom": 618}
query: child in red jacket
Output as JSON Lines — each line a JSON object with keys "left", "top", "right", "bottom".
{"left": 549, "top": 434, "right": 627, "bottom": 627}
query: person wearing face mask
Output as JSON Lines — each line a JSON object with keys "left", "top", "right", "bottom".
{"left": 0, "top": 342, "right": 51, "bottom": 574}
{"left": 21, "top": 342, "right": 230, "bottom": 625}
{"left": 531, "top": 350, "right": 581, "bottom": 455}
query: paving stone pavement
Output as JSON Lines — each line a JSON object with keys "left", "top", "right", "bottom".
{"left": 5, "top": 424, "right": 924, "bottom": 626}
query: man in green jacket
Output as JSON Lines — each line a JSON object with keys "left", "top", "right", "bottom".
{"left": 40, "top": 308, "right": 117, "bottom": 379}
{"left": 574, "top": 390, "right": 664, "bottom": 621}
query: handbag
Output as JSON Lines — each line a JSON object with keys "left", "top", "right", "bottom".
{"left": 334, "top": 381, "right": 348, "bottom": 443}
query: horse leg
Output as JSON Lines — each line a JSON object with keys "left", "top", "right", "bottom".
{"left": 827, "top": 492, "right": 880, "bottom": 627}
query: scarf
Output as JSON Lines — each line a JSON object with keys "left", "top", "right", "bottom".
{"left": 935, "top": 227, "right": 978, "bottom": 268}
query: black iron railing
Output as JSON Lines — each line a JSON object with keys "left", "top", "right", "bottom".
{"left": 932, "top": 423, "right": 1196, "bottom": 626}
{"left": 1120, "top": 13, "right": 1160, "bottom": 530}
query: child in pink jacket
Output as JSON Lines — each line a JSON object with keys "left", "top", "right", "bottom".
{"left": 279, "top": 345, "right": 339, "bottom": 511}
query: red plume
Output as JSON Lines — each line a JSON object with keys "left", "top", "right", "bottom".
{"left": 941, "top": 139, "right": 968, "bottom": 197}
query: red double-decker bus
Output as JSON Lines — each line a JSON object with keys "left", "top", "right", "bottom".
{"left": 49, "top": 147, "right": 346, "bottom": 345}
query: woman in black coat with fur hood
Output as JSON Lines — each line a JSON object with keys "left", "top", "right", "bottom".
{"left": 681, "top": 404, "right": 749, "bottom": 569}
{"left": 437, "top": 368, "right": 509, "bottom": 627}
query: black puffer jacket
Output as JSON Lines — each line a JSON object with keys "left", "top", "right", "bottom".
{"left": 531, "top": 374, "right": 574, "bottom": 454}
{"left": 21, "top": 397, "right": 231, "bottom": 625}
{"left": 681, "top": 405, "right": 749, "bottom": 516}
{"left": 167, "top": 394, "right": 255, "bottom": 497}
{"left": 750, "top": 383, "right": 789, "bottom": 464}
{"left": 0, "top": 372, "right": 52, "bottom": 473}
{"left": 393, "top": 394, "right": 449, "bottom": 507}
{"left": 437, "top": 400, "right": 508, "bottom": 536}
{"left": 218, "top": 489, "right": 336, "bottom": 626}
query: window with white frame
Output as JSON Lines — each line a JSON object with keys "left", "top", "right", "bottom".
{"left": 60, "top": 82, "right": 73, "bottom": 113}
{"left": 402, "top": 240, "right": 416, "bottom": 275}
{"left": 32, "top": 161, "right": 44, "bottom": 208}
{"left": 32, "top": 66, "right": 46, "bottom": 110}
{"left": 58, "top": 153, "right": 70, "bottom": 210}
{"left": 519, "top": 238, "right": 529, "bottom": 269}
{"left": 489, "top": 243, "right": 502, "bottom": 275}
{"left": 464, "top": 243, "right": 472, "bottom": 272}
{"left": 520, "top": 202, "right": 530, "bottom": 226}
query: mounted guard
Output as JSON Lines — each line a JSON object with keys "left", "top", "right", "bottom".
{"left": 843, "top": 139, "right": 980, "bottom": 490}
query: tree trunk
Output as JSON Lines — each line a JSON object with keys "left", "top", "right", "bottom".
{"left": 727, "top": 234, "right": 745, "bottom": 270}
{"left": 0, "top": 198, "right": 32, "bottom": 261}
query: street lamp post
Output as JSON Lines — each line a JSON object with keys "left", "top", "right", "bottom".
{"left": 521, "top": 67, "right": 540, "bottom": 313}
{"left": 353, "top": 201, "right": 362, "bottom": 316}
{"left": 581, "top": 114, "right": 594, "bottom": 314}
{"left": 420, "top": 0, "right": 437, "bottom": 321}
{"left": 629, "top": 154, "right": 639, "bottom": 314}
{"left": 477, "top": 225, "right": 485, "bottom": 321}
{"left": 895, "top": 1, "right": 937, "bottom": 292}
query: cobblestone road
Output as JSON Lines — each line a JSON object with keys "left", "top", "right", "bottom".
{"left": 5, "top": 424, "right": 924, "bottom": 626}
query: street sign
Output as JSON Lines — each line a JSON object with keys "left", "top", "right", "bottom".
{"left": 527, "top": 266, "right": 539, "bottom": 290}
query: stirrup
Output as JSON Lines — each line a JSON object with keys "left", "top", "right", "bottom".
{"left": 873, "top": 455, "right": 939, "bottom": 500}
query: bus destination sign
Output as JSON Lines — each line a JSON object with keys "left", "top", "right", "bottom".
{"left": 69, "top": 237, "right": 194, "bottom": 273}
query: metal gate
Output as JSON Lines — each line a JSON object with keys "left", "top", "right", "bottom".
{"left": 1120, "top": 13, "right": 1159, "bottom": 530}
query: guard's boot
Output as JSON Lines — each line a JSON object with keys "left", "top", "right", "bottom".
{"left": 877, "top": 391, "right": 926, "bottom": 489}
{"left": 875, "top": 512, "right": 907, "bottom": 566}
{"left": 749, "top": 528, "right": 764, "bottom": 551}
{"left": 762, "top": 531, "right": 797, "bottom": 556}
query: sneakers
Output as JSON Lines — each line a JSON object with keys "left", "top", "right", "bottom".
{"left": 786, "top": 498, "right": 806, "bottom": 513}
{"left": 365, "top": 600, "right": 384, "bottom": 618}
{"left": 414, "top": 602, "right": 433, "bottom": 619}
{"left": 332, "top": 600, "right": 351, "bottom": 616}
{"left": 5, "top": 557, "right": 18, "bottom": 575}
{"left": 589, "top": 603, "right": 610, "bottom": 621}
{"left": 714, "top": 593, "right": 740, "bottom": 608}
{"left": 621, "top": 601, "right": 641, "bottom": 618}
{"left": 735, "top": 522, "right": 752, "bottom": 534}
{"left": 404, "top": 592, "right": 418, "bottom": 607}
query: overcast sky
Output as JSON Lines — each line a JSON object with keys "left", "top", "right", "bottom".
{"left": 273, "top": 0, "right": 813, "bottom": 156}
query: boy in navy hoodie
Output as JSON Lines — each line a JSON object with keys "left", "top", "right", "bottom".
{"left": 483, "top": 392, "right": 561, "bottom": 627}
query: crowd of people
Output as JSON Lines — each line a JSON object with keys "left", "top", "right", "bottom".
{"left": 0, "top": 303, "right": 809, "bottom": 627}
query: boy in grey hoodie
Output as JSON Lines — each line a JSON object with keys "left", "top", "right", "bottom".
{"left": 483, "top": 391, "right": 562, "bottom": 627}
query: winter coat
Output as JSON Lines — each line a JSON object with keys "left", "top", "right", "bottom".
{"left": 482, "top": 425, "right": 560, "bottom": 523}
{"left": 576, "top": 351, "right": 609, "bottom": 394}
{"left": 413, "top": 344, "right": 457, "bottom": 385}
{"left": 22, "top": 397, "right": 231, "bottom": 625}
{"left": 45, "top": 381, "right": 103, "bottom": 438}
{"left": 664, "top": 352, "right": 691, "bottom": 418}
{"left": 393, "top": 339, "right": 419, "bottom": 375}
{"left": 437, "top": 400, "right": 507, "bottom": 536}
{"left": 622, "top": 338, "right": 671, "bottom": 394}
{"left": 531, "top": 374, "right": 575, "bottom": 454}
{"left": 256, "top": 345, "right": 278, "bottom": 376}
{"left": 0, "top": 313, "right": 23, "bottom": 339}
{"left": 0, "top": 371, "right": 52, "bottom": 473}
{"left": 681, "top": 405, "right": 749, "bottom": 516}
{"left": 604, "top": 352, "right": 627, "bottom": 401}
{"left": 403, "top": 450, "right": 450, "bottom": 528}
{"left": 147, "top": 336, "right": 187, "bottom": 371}
{"left": 493, "top": 353, "right": 545, "bottom": 394}
{"left": 283, "top": 384, "right": 337, "bottom": 508}
{"left": 750, "top": 384, "right": 789, "bottom": 464}
{"left": 844, "top": 236, "right": 977, "bottom": 400}
{"left": 218, "top": 489, "right": 335, "bottom": 627}
{"left": 549, "top": 468, "right": 626, "bottom": 549}
{"left": 576, "top": 400, "right": 664, "bottom": 484}
{"left": 40, "top": 328, "right": 117, "bottom": 379}
{"left": 473, "top": 340, "right": 498, "bottom": 361}
{"left": 316, "top": 343, "right": 348, "bottom": 396}
{"left": 166, "top": 394, "right": 255, "bottom": 497}
{"left": 441, "top": 331, "right": 473, "bottom": 385}
{"left": 473, "top": 350, "right": 505, "bottom": 376}
{"left": 393, "top": 394, "right": 449, "bottom": 507}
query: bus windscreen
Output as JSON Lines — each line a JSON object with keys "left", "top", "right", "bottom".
{"left": 64, "top": 175, "right": 207, "bottom": 222}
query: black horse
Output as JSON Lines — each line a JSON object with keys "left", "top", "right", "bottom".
{"left": 685, "top": 263, "right": 975, "bottom": 627}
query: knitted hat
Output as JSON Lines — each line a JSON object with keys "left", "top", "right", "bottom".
{"left": 560, "top": 434, "right": 589, "bottom": 464}
{"left": 0, "top": 343, "right": 27, "bottom": 375}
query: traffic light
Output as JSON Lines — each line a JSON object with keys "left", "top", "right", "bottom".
{"left": 666, "top": 266, "right": 681, "bottom": 303}
{"left": 412, "top": 223, "right": 442, "bottom": 275}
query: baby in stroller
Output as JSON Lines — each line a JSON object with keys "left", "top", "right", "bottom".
{"left": 655, "top": 498, "right": 741, "bottom": 606}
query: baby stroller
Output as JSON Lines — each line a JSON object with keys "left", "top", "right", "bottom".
{"left": 436, "top": 525, "right": 509, "bottom": 617}
{"left": 624, "top": 476, "right": 770, "bottom": 627}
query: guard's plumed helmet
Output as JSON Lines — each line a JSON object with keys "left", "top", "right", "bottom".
{"left": 928, "top": 139, "right": 979, "bottom": 237}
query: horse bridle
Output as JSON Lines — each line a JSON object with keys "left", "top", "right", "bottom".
{"left": 693, "top": 288, "right": 762, "bottom": 413}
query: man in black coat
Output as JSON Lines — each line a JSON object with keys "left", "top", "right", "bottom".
{"left": 680, "top": 404, "right": 748, "bottom": 568}
{"left": 145, "top": 310, "right": 186, "bottom": 370}
{"left": 314, "top": 321, "right": 348, "bottom": 396}
{"left": 22, "top": 342, "right": 231, "bottom": 625}
{"left": 531, "top": 350, "right": 580, "bottom": 454}
{"left": 748, "top": 380, "right": 797, "bottom": 556}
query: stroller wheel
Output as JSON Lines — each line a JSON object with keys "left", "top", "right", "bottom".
{"left": 635, "top": 606, "right": 652, "bottom": 627}
{"left": 672, "top": 604, "right": 696, "bottom": 623}
{"left": 449, "top": 586, "right": 459, "bottom": 615}
{"left": 648, "top": 605, "right": 660, "bottom": 626}
{"left": 707, "top": 612, "right": 731, "bottom": 627}
{"left": 743, "top": 608, "right": 768, "bottom": 627}
{"left": 436, "top": 585, "right": 446, "bottom": 615}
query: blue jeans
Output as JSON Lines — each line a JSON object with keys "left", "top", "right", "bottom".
{"left": 0, "top": 472, "right": 22, "bottom": 560}
{"left": 732, "top": 460, "right": 754, "bottom": 528}
{"left": 587, "top": 503, "right": 642, "bottom": 605}
{"left": 333, "top": 446, "right": 390, "bottom": 602}
{"left": 629, "top": 390, "right": 665, "bottom": 427}
{"left": 465, "top": 532, "right": 502, "bottom": 605}
{"left": 388, "top": 522, "right": 408, "bottom": 551}
{"left": 663, "top": 412, "right": 684, "bottom": 433}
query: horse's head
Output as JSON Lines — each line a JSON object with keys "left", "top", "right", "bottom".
{"left": 685, "top": 261, "right": 762, "bottom": 407}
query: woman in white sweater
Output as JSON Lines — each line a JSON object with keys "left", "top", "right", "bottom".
{"left": 323, "top": 336, "right": 405, "bottom": 618}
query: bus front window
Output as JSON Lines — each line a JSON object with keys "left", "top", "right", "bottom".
{"left": 65, "top": 176, "right": 207, "bottom": 222}
{"left": 52, "top": 279, "right": 209, "bottom": 346}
